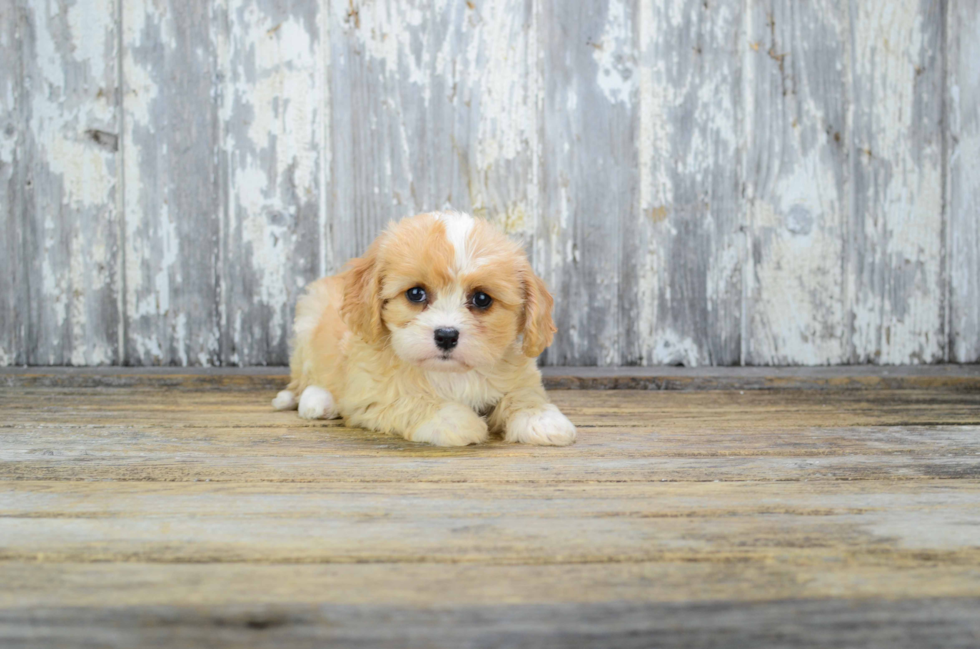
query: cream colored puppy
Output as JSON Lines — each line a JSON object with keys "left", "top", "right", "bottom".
{"left": 271, "top": 211, "right": 576, "bottom": 447}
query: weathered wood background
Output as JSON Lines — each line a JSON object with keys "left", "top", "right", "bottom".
{"left": 0, "top": 0, "right": 977, "bottom": 367}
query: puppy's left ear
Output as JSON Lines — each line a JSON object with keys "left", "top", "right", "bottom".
{"left": 341, "top": 238, "right": 386, "bottom": 343}
{"left": 521, "top": 264, "right": 556, "bottom": 357}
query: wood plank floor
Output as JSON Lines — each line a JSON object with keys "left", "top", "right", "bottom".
{"left": 2, "top": 370, "right": 980, "bottom": 647}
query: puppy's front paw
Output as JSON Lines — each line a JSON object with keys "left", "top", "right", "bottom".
{"left": 298, "top": 386, "right": 339, "bottom": 420}
{"left": 505, "top": 404, "right": 577, "bottom": 446}
{"left": 272, "top": 390, "right": 298, "bottom": 411}
{"left": 410, "top": 403, "right": 488, "bottom": 447}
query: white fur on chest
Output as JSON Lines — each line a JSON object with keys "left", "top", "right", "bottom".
{"left": 425, "top": 371, "right": 502, "bottom": 411}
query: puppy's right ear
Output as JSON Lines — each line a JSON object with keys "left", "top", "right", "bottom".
{"left": 341, "top": 238, "right": 386, "bottom": 343}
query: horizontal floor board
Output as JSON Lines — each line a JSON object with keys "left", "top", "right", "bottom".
{"left": 4, "top": 423, "right": 979, "bottom": 457}
{"left": 3, "top": 454, "right": 978, "bottom": 483}
{"left": 2, "top": 595, "right": 980, "bottom": 649}
{"left": 1, "top": 481, "right": 978, "bottom": 564}
{"left": 2, "top": 561, "right": 980, "bottom": 608}
{"left": 3, "top": 388, "right": 979, "bottom": 483}
{"left": 3, "top": 389, "right": 979, "bottom": 430}
{"left": 2, "top": 432, "right": 980, "bottom": 482}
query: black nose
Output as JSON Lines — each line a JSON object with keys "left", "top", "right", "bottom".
{"left": 434, "top": 327, "right": 459, "bottom": 351}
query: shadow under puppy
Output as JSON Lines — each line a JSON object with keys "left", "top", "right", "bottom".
{"left": 272, "top": 211, "right": 577, "bottom": 447}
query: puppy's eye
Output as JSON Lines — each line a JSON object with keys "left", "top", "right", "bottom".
{"left": 471, "top": 291, "right": 493, "bottom": 309}
{"left": 406, "top": 286, "right": 427, "bottom": 303}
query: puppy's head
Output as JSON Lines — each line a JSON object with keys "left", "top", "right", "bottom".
{"left": 341, "top": 212, "right": 555, "bottom": 372}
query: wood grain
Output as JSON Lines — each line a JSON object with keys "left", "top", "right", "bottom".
{"left": 5, "top": 364, "right": 980, "bottom": 391}
{"left": 328, "top": 0, "right": 536, "bottom": 263}
{"left": 743, "top": 0, "right": 849, "bottom": 365}
{"left": 122, "top": 0, "right": 222, "bottom": 365}
{"left": 848, "top": 0, "right": 945, "bottom": 364}
{"left": 637, "top": 0, "right": 743, "bottom": 366}
{"left": 2, "top": 388, "right": 979, "bottom": 485}
{"left": 5, "top": 562, "right": 980, "bottom": 609}
{"left": 2, "top": 0, "right": 121, "bottom": 366}
{"left": 219, "top": 0, "right": 325, "bottom": 366}
{"left": 947, "top": 0, "right": 980, "bottom": 363}
{"left": 0, "top": 0, "right": 24, "bottom": 367}
{"left": 3, "top": 480, "right": 980, "bottom": 563}
{"left": 538, "top": 0, "right": 637, "bottom": 366}
{"left": 3, "top": 1, "right": 980, "bottom": 367}
{"left": 2, "top": 598, "right": 979, "bottom": 649}
{"left": 2, "top": 379, "right": 980, "bottom": 646}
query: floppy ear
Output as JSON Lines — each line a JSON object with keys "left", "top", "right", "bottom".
{"left": 341, "top": 239, "right": 386, "bottom": 343}
{"left": 521, "top": 265, "right": 556, "bottom": 357}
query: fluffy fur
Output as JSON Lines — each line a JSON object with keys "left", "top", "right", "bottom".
{"left": 272, "top": 211, "right": 576, "bottom": 447}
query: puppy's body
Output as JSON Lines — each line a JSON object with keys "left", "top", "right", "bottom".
{"left": 274, "top": 212, "right": 576, "bottom": 447}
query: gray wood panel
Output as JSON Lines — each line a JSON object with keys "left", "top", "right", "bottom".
{"left": 538, "top": 0, "right": 638, "bottom": 366}
{"left": 2, "top": 0, "right": 121, "bottom": 366}
{"left": 328, "top": 0, "right": 535, "bottom": 266}
{"left": 0, "top": 0, "right": 25, "bottom": 367}
{"left": 1, "top": 0, "right": 979, "bottom": 367}
{"left": 636, "top": 0, "right": 743, "bottom": 366}
{"left": 947, "top": 0, "right": 980, "bottom": 363}
{"left": 743, "top": 0, "right": 850, "bottom": 365}
{"left": 122, "top": 0, "right": 222, "bottom": 365}
{"left": 848, "top": 0, "right": 945, "bottom": 364}
{"left": 219, "top": 0, "right": 325, "bottom": 365}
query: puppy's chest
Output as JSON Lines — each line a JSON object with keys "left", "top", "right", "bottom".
{"left": 425, "top": 372, "right": 502, "bottom": 410}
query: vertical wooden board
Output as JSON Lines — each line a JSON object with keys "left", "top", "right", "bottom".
{"left": 465, "top": 0, "right": 538, "bottom": 250}
{"left": 5, "top": 0, "right": 121, "bottom": 366}
{"left": 635, "top": 0, "right": 742, "bottom": 366}
{"left": 122, "top": 0, "right": 222, "bottom": 365}
{"left": 848, "top": 0, "right": 944, "bottom": 364}
{"left": 537, "top": 0, "right": 638, "bottom": 365}
{"left": 328, "top": 0, "right": 536, "bottom": 269}
{"left": 947, "top": 0, "right": 980, "bottom": 363}
{"left": 219, "top": 0, "right": 324, "bottom": 365}
{"left": 0, "top": 0, "right": 24, "bottom": 366}
{"left": 742, "top": 0, "right": 850, "bottom": 365}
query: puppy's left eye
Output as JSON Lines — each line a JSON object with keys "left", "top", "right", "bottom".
{"left": 471, "top": 291, "right": 493, "bottom": 309}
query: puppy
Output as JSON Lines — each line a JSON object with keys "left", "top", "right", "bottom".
{"left": 271, "top": 211, "right": 576, "bottom": 447}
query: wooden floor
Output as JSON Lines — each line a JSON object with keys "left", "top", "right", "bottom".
{"left": 2, "top": 368, "right": 980, "bottom": 648}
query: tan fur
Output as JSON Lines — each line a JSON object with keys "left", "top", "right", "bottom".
{"left": 277, "top": 211, "right": 576, "bottom": 447}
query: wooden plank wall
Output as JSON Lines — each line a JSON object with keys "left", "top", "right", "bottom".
{"left": 0, "top": 0, "right": 976, "bottom": 367}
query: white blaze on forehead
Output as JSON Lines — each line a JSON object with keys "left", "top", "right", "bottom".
{"left": 435, "top": 211, "right": 475, "bottom": 272}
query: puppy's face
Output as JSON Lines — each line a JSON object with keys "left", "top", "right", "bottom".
{"left": 341, "top": 212, "right": 555, "bottom": 372}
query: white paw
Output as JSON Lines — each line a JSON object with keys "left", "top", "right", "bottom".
{"left": 298, "top": 386, "right": 338, "bottom": 420}
{"left": 272, "top": 390, "right": 298, "bottom": 411}
{"left": 410, "top": 403, "right": 489, "bottom": 447}
{"left": 505, "top": 404, "right": 577, "bottom": 446}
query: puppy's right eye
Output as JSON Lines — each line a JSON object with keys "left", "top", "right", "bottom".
{"left": 406, "top": 287, "right": 427, "bottom": 303}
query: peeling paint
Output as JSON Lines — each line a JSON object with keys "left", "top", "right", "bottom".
{"left": 592, "top": 0, "right": 636, "bottom": 106}
{"left": 651, "top": 330, "right": 701, "bottom": 366}
{"left": 8, "top": 0, "right": 121, "bottom": 365}
{"left": 947, "top": 2, "right": 980, "bottom": 363}
{"left": 2, "top": 0, "right": 978, "bottom": 367}
{"left": 849, "top": 0, "right": 944, "bottom": 364}
{"left": 743, "top": 0, "right": 848, "bottom": 366}
{"left": 123, "top": 0, "right": 221, "bottom": 366}
{"left": 636, "top": 0, "right": 741, "bottom": 366}
{"left": 222, "top": 0, "right": 323, "bottom": 365}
